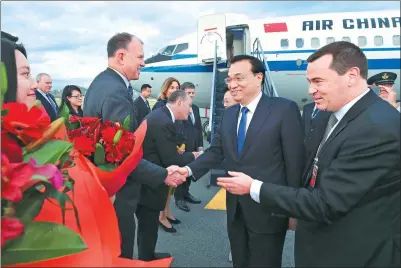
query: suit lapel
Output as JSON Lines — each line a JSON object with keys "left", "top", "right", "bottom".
{"left": 239, "top": 94, "right": 272, "bottom": 159}
{"left": 318, "top": 90, "right": 379, "bottom": 156}
{"left": 230, "top": 105, "right": 241, "bottom": 158}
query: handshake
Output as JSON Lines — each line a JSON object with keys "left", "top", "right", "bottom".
{"left": 164, "top": 165, "right": 190, "bottom": 187}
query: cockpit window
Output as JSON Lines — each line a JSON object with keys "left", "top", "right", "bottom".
{"left": 174, "top": 43, "right": 189, "bottom": 54}
{"left": 160, "top": 45, "right": 176, "bottom": 56}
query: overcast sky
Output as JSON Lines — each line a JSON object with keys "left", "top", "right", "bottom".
{"left": 2, "top": 1, "right": 400, "bottom": 89}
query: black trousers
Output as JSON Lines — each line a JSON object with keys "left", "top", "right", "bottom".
{"left": 174, "top": 177, "right": 191, "bottom": 200}
{"left": 228, "top": 204, "right": 286, "bottom": 267}
{"left": 136, "top": 204, "right": 160, "bottom": 261}
{"left": 114, "top": 194, "right": 137, "bottom": 259}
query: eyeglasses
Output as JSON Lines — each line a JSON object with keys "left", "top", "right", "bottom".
{"left": 70, "top": 95, "right": 84, "bottom": 99}
{"left": 224, "top": 72, "right": 258, "bottom": 85}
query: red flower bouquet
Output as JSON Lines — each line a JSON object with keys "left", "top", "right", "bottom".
{"left": 1, "top": 93, "right": 86, "bottom": 265}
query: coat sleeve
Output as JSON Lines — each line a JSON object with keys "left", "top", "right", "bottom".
{"left": 258, "top": 124, "right": 400, "bottom": 224}
{"left": 281, "top": 101, "right": 305, "bottom": 188}
{"left": 101, "top": 91, "right": 167, "bottom": 189}
{"left": 155, "top": 123, "right": 195, "bottom": 167}
{"left": 187, "top": 111, "right": 226, "bottom": 180}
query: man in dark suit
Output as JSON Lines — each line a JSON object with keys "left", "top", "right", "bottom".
{"left": 174, "top": 82, "right": 203, "bottom": 212}
{"left": 136, "top": 90, "right": 200, "bottom": 261}
{"left": 35, "top": 73, "right": 58, "bottom": 122}
{"left": 83, "top": 32, "right": 186, "bottom": 260}
{"left": 301, "top": 102, "right": 330, "bottom": 160}
{"left": 218, "top": 41, "right": 400, "bottom": 267}
{"left": 178, "top": 55, "right": 305, "bottom": 267}
{"left": 133, "top": 84, "right": 152, "bottom": 124}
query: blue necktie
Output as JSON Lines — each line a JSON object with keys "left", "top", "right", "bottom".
{"left": 311, "top": 109, "right": 319, "bottom": 119}
{"left": 46, "top": 93, "right": 57, "bottom": 112}
{"left": 237, "top": 106, "right": 248, "bottom": 155}
{"left": 127, "top": 84, "right": 133, "bottom": 99}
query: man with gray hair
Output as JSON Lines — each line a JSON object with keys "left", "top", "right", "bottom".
{"left": 35, "top": 73, "right": 58, "bottom": 121}
{"left": 174, "top": 82, "right": 203, "bottom": 212}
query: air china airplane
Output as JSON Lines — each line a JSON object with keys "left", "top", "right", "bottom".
{"left": 132, "top": 10, "right": 400, "bottom": 110}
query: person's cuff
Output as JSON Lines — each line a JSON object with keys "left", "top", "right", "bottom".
{"left": 185, "top": 166, "right": 193, "bottom": 177}
{"left": 250, "top": 179, "right": 263, "bottom": 203}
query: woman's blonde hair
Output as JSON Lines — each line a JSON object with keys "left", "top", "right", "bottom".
{"left": 158, "top": 77, "right": 180, "bottom": 100}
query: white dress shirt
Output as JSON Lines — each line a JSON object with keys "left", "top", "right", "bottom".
{"left": 185, "top": 91, "right": 263, "bottom": 177}
{"left": 250, "top": 88, "right": 370, "bottom": 203}
{"left": 166, "top": 104, "right": 176, "bottom": 123}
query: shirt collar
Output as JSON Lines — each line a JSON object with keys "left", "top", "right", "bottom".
{"left": 166, "top": 104, "right": 175, "bottom": 123}
{"left": 37, "top": 89, "right": 47, "bottom": 96}
{"left": 109, "top": 67, "right": 129, "bottom": 88}
{"left": 141, "top": 95, "right": 147, "bottom": 102}
{"left": 240, "top": 91, "right": 262, "bottom": 113}
{"left": 333, "top": 88, "right": 370, "bottom": 122}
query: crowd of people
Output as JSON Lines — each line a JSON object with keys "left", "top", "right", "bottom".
{"left": 2, "top": 28, "right": 400, "bottom": 268}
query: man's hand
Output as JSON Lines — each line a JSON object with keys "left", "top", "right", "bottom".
{"left": 192, "top": 151, "right": 201, "bottom": 159}
{"left": 217, "top": 171, "right": 254, "bottom": 195}
{"left": 379, "top": 85, "right": 398, "bottom": 108}
{"left": 165, "top": 165, "right": 187, "bottom": 187}
{"left": 288, "top": 217, "right": 297, "bottom": 231}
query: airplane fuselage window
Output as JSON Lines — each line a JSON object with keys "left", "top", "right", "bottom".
{"left": 296, "top": 38, "right": 304, "bottom": 48}
{"left": 342, "top": 36, "right": 351, "bottom": 42}
{"left": 311, "top": 37, "right": 320, "bottom": 48}
{"left": 161, "top": 45, "right": 176, "bottom": 56}
{"left": 326, "top": 37, "right": 335, "bottom": 44}
{"left": 374, "top": 35, "right": 383, "bottom": 46}
{"left": 280, "top": 39, "right": 289, "bottom": 49}
{"left": 358, "top": 36, "right": 367, "bottom": 47}
{"left": 393, "top": 35, "right": 400, "bottom": 46}
{"left": 173, "top": 43, "right": 189, "bottom": 54}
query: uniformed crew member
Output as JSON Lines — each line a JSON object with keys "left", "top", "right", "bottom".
{"left": 368, "top": 72, "right": 400, "bottom": 112}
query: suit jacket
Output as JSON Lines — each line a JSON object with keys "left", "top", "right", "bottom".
{"left": 302, "top": 103, "right": 331, "bottom": 160}
{"left": 83, "top": 67, "right": 167, "bottom": 209}
{"left": 188, "top": 94, "right": 305, "bottom": 233}
{"left": 133, "top": 96, "right": 151, "bottom": 124}
{"left": 182, "top": 103, "right": 203, "bottom": 152}
{"left": 259, "top": 90, "right": 400, "bottom": 267}
{"left": 35, "top": 91, "right": 58, "bottom": 122}
{"left": 152, "top": 98, "right": 167, "bottom": 111}
{"left": 139, "top": 106, "right": 195, "bottom": 211}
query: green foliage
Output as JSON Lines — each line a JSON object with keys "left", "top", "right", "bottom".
{"left": 2, "top": 221, "right": 87, "bottom": 265}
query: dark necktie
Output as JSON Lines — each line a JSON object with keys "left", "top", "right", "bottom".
{"left": 237, "top": 106, "right": 249, "bottom": 155}
{"left": 307, "top": 113, "right": 338, "bottom": 187}
{"left": 46, "top": 93, "right": 57, "bottom": 112}
{"left": 145, "top": 99, "right": 150, "bottom": 110}
{"left": 317, "top": 113, "right": 338, "bottom": 155}
{"left": 127, "top": 84, "right": 133, "bottom": 99}
{"left": 189, "top": 112, "right": 195, "bottom": 125}
{"left": 311, "top": 109, "right": 320, "bottom": 119}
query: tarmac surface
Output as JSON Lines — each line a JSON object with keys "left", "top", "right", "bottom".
{"left": 133, "top": 156, "right": 296, "bottom": 267}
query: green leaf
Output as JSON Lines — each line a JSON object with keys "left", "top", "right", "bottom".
{"left": 2, "top": 108, "right": 9, "bottom": 116}
{"left": 59, "top": 104, "right": 79, "bottom": 130}
{"left": 94, "top": 143, "right": 105, "bottom": 165}
{"left": 23, "top": 140, "right": 73, "bottom": 165}
{"left": 113, "top": 129, "right": 123, "bottom": 144}
{"left": 97, "top": 163, "right": 116, "bottom": 172}
{"left": 2, "top": 221, "right": 87, "bottom": 266}
{"left": 14, "top": 188, "right": 45, "bottom": 224}
{"left": 1, "top": 62, "right": 8, "bottom": 108}
{"left": 123, "top": 114, "right": 131, "bottom": 130}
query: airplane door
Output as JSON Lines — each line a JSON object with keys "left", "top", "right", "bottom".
{"left": 197, "top": 13, "right": 227, "bottom": 64}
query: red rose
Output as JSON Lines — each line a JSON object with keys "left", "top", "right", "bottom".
{"left": 1, "top": 217, "right": 24, "bottom": 247}
{"left": 2, "top": 103, "right": 50, "bottom": 145}
{"left": 1, "top": 132, "right": 23, "bottom": 163}
{"left": 73, "top": 136, "right": 95, "bottom": 156}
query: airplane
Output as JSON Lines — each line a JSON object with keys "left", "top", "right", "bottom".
{"left": 132, "top": 10, "right": 400, "bottom": 113}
